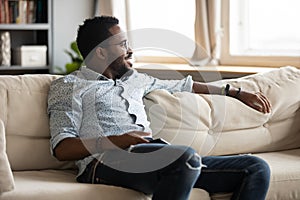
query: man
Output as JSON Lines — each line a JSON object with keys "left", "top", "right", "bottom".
{"left": 48, "top": 16, "right": 271, "bottom": 200}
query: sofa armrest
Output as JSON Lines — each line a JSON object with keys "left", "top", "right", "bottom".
{"left": 0, "top": 119, "right": 14, "bottom": 193}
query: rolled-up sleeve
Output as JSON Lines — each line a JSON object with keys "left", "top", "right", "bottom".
{"left": 142, "top": 73, "right": 194, "bottom": 95}
{"left": 47, "top": 77, "right": 82, "bottom": 156}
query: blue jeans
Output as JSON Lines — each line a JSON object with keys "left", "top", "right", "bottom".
{"left": 77, "top": 144, "right": 270, "bottom": 200}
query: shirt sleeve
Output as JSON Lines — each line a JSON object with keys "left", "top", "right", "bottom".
{"left": 141, "top": 73, "right": 194, "bottom": 96}
{"left": 47, "top": 76, "right": 82, "bottom": 156}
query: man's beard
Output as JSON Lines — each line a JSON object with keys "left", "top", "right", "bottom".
{"left": 108, "top": 56, "right": 132, "bottom": 79}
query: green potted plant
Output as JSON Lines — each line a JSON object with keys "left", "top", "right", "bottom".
{"left": 64, "top": 41, "right": 84, "bottom": 74}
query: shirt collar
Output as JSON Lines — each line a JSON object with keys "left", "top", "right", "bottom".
{"left": 78, "top": 66, "right": 137, "bottom": 82}
{"left": 79, "top": 66, "right": 108, "bottom": 81}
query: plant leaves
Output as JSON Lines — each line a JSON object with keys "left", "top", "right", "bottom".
{"left": 65, "top": 62, "right": 81, "bottom": 74}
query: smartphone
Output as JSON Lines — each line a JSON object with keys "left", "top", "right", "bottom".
{"left": 148, "top": 138, "right": 170, "bottom": 145}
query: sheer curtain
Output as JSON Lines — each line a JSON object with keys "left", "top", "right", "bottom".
{"left": 94, "top": 0, "right": 127, "bottom": 30}
{"left": 191, "top": 0, "right": 222, "bottom": 66}
{"left": 94, "top": 0, "right": 222, "bottom": 66}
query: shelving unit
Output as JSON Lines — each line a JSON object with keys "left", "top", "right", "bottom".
{"left": 0, "top": 0, "right": 52, "bottom": 75}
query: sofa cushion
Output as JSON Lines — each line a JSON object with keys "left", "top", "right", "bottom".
{"left": 0, "top": 75, "right": 74, "bottom": 170}
{"left": 255, "top": 148, "right": 300, "bottom": 200}
{"left": 0, "top": 120, "right": 14, "bottom": 193}
{"left": 210, "top": 66, "right": 300, "bottom": 155}
{"left": 144, "top": 66, "right": 300, "bottom": 155}
{"left": 0, "top": 170, "right": 209, "bottom": 200}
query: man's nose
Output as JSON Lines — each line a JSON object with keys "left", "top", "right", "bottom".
{"left": 127, "top": 46, "right": 133, "bottom": 54}
{"left": 127, "top": 46, "right": 133, "bottom": 53}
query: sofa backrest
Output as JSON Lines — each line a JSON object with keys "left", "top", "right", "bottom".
{"left": 0, "top": 74, "right": 74, "bottom": 171}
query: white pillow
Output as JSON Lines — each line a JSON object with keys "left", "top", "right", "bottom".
{"left": 0, "top": 120, "right": 14, "bottom": 193}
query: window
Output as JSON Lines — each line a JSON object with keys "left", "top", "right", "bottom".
{"left": 126, "top": 0, "right": 195, "bottom": 63}
{"left": 221, "top": 0, "right": 300, "bottom": 67}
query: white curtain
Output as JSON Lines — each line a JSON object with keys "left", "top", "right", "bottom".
{"left": 191, "top": 0, "right": 222, "bottom": 66}
{"left": 94, "top": 0, "right": 127, "bottom": 30}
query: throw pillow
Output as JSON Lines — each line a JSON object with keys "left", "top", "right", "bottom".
{"left": 0, "top": 120, "right": 14, "bottom": 193}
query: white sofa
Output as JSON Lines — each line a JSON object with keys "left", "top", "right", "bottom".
{"left": 0, "top": 66, "right": 300, "bottom": 200}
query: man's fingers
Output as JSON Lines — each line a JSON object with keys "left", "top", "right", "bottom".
{"left": 258, "top": 93, "right": 272, "bottom": 113}
{"left": 252, "top": 101, "right": 265, "bottom": 113}
{"left": 128, "top": 131, "right": 151, "bottom": 137}
{"left": 127, "top": 131, "right": 151, "bottom": 144}
{"left": 256, "top": 93, "right": 272, "bottom": 113}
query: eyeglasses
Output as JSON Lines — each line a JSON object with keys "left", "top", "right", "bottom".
{"left": 114, "top": 40, "right": 129, "bottom": 51}
{"left": 102, "top": 40, "right": 129, "bottom": 51}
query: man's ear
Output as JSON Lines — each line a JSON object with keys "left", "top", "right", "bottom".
{"left": 95, "top": 47, "right": 107, "bottom": 60}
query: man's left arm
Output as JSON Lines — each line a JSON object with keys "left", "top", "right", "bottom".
{"left": 140, "top": 72, "right": 271, "bottom": 114}
{"left": 192, "top": 81, "right": 272, "bottom": 114}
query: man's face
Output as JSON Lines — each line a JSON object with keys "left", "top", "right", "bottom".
{"left": 103, "top": 25, "right": 133, "bottom": 79}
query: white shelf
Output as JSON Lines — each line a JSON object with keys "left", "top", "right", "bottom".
{"left": 0, "top": 24, "right": 50, "bottom": 30}
{"left": 0, "top": 66, "right": 49, "bottom": 70}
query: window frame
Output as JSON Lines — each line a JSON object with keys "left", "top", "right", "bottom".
{"left": 220, "top": 0, "right": 300, "bottom": 68}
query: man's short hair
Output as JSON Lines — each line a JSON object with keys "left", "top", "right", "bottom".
{"left": 76, "top": 16, "right": 119, "bottom": 59}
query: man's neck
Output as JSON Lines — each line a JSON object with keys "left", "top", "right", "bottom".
{"left": 85, "top": 65, "right": 114, "bottom": 80}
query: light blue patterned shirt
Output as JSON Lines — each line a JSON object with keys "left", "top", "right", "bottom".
{"left": 47, "top": 66, "right": 193, "bottom": 176}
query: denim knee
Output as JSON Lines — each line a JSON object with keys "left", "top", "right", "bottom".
{"left": 247, "top": 156, "right": 270, "bottom": 173}
{"left": 244, "top": 156, "right": 271, "bottom": 185}
{"left": 257, "top": 157, "right": 271, "bottom": 179}
{"left": 176, "top": 146, "right": 202, "bottom": 171}
{"left": 186, "top": 151, "right": 202, "bottom": 170}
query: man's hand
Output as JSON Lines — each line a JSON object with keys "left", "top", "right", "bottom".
{"left": 236, "top": 91, "right": 272, "bottom": 114}
{"left": 103, "top": 131, "right": 150, "bottom": 150}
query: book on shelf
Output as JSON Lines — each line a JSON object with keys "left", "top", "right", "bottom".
{"left": 0, "top": 0, "right": 47, "bottom": 24}
{"left": 0, "top": 31, "right": 11, "bottom": 66}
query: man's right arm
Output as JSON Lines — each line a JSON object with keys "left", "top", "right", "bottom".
{"left": 47, "top": 77, "right": 83, "bottom": 160}
{"left": 54, "top": 132, "right": 150, "bottom": 161}
{"left": 54, "top": 137, "right": 94, "bottom": 161}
